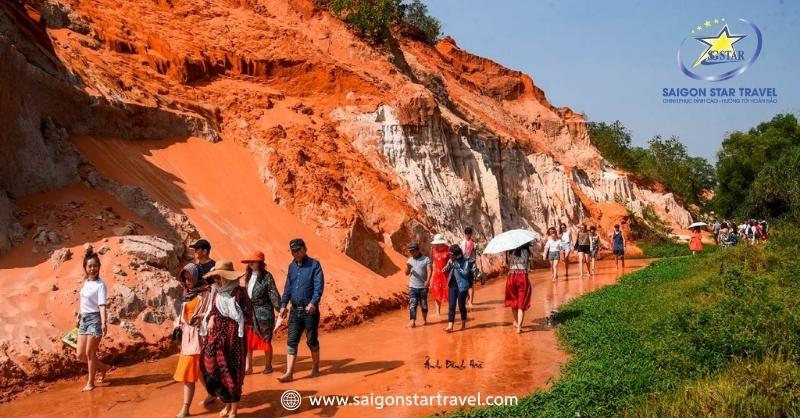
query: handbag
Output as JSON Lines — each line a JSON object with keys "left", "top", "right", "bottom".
{"left": 171, "top": 326, "right": 183, "bottom": 342}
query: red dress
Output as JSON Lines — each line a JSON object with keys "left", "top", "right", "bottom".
{"left": 430, "top": 246, "right": 450, "bottom": 303}
{"left": 689, "top": 231, "right": 703, "bottom": 252}
{"left": 201, "top": 286, "right": 252, "bottom": 403}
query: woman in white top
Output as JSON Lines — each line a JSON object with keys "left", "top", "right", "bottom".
{"left": 559, "top": 223, "right": 572, "bottom": 277}
{"left": 542, "top": 227, "right": 561, "bottom": 281}
{"left": 77, "top": 247, "right": 111, "bottom": 392}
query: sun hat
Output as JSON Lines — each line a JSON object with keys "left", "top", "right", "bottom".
{"left": 203, "top": 260, "right": 243, "bottom": 282}
{"left": 241, "top": 251, "right": 265, "bottom": 263}
{"left": 430, "top": 234, "right": 448, "bottom": 245}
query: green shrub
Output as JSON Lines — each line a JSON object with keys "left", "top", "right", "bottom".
{"left": 400, "top": 0, "right": 441, "bottom": 44}
{"left": 323, "top": 0, "right": 401, "bottom": 42}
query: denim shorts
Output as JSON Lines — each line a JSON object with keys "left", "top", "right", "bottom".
{"left": 409, "top": 287, "right": 429, "bottom": 320}
{"left": 548, "top": 251, "right": 560, "bottom": 260}
{"left": 79, "top": 312, "right": 102, "bottom": 337}
{"left": 286, "top": 306, "right": 320, "bottom": 355}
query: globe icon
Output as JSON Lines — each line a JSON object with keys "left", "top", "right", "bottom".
{"left": 281, "top": 390, "right": 302, "bottom": 411}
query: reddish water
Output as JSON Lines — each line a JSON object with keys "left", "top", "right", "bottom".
{"left": 1, "top": 258, "right": 652, "bottom": 417}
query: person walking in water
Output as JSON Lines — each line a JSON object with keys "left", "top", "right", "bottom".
{"left": 200, "top": 261, "right": 251, "bottom": 418}
{"left": 506, "top": 243, "right": 533, "bottom": 333}
{"left": 278, "top": 239, "right": 324, "bottom": 383}
{"left": 443, "top": 244, "right": 470, "bottom": 332}
{"left": 189, "top": 239, "right": 216, "bottom": 285}
{"left": 76, "top": 246, "right": 111, "bottom": 392}
{"left": 542, "top": 227, "right": 561, "bottom": 282}
{"left": 611, "top": 224, "right": 626, "bottom": 269}
{"left": 588, "top": 226, "right": 601, "bottom": 274}
{"left": 575, "top": 223, "right": 591, "bottom": 278}
{"left": 689, "top": 227, "right": 704, "bottom": 255}
{"left": 172, "top": 263, "right": 212, "bottom": 418}
{"left": 241, "top": 251, "right": 281, "bottom": 374}
{"left": 559, "top": 223, "right": 572, "bottom": 277}
{"left": 429, "top": 234, "right": 450, "bottom": 317}
{"left": 405, "top": 242, "right": 431, "bottom": 328}
{"left": 460, "top": 227, "right": 478, "bottom": 307}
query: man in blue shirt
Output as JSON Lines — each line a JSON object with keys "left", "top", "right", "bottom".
{"left": 277, "top": 238, "right": 324, "bottom": 383}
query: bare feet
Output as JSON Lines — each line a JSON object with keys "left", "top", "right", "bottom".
{"left": 512, "top": 321, "right": 518, "bottom": 328}
{"left": 81, "top": 384, "right": 94, "bottom": 392}
{"left": 310, "top": 368, "right": 321, "bottom": 378}
{"left": 444, "top": 324, "right": 454, "bottom": 333}
{"left": 277, "top": 373, "right": 294, "bottom": 383}
{"left": 219, "top": 405, "right": 229, "bottom": 417}
{"left": 460, "top": 321, "right": 466, "bottom": 331}
{"left": 175, "top": 403, "right": 190, "bottom": 418}
{"left": 199, "top": 395, "right": 216, "bottom": 407}
{"left": 516, "top": 327, "right": 522, "bottom": 334}
{"left": 262, "top": 366, "right": 273, "bottom": 374}
{"left": 409, "top": 320, "right": 416, "bottom": 328}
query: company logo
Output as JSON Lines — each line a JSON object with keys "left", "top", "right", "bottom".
{"left": 677, "top": 18, "right": 762, "bottom": 81}
{"left": 280, "top": 390, "right": 302, "bottom": 411}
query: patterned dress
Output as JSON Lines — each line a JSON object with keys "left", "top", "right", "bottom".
{"left": 201, "top": 286, "right": 253, "bottom": 403}
{"left": 430, "top": 246, "right": 450, "bottom": 303}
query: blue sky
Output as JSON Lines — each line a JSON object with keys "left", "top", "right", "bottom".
{"left": 422, "top": 0, "right": 800, "bottom": 162}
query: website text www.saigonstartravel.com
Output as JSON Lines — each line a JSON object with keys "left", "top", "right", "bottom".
{"left": 279, "top": 390, "right": 519, "bottom": 411}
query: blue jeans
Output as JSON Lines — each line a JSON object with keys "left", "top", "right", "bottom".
{"left": 448, "top": 286, "right": 468, "bottom": 323}
{"left": 409, "top": 287, "right": 428, "bottom": 320}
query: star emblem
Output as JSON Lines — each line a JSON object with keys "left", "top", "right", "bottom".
{"left": 691, "top": 25, "right": 746, "bottom": 68}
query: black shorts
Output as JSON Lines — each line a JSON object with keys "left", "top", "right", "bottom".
{"left": 575, "top": 244, "right": 590, "bottom": 254}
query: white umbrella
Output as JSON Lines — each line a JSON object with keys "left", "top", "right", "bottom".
{"left": 688, "top": 221, "right": 708, "bottom": 229}
{"left": 483, "top": 229, "right": 540, "bottom": 254}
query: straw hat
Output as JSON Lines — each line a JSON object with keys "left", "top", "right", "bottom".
{"left": 241, "top": 251, "right": 265, "bottom": 263}
{"left": 203, "top": 260, "right": 244, "bottom": 282}
{"left": 430, "top": 233, "right": 448, "bottom": 245}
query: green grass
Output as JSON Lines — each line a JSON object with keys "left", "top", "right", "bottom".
{"left": 449, "top": 225, "right": 800, "bottom": 418}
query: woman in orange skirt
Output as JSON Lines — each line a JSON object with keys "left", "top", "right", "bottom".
{"left": 173, "top": 263, "right": 212, "bottom": 418}
{"left": 429, "top": 234, "right": 450, "bottom": 316}
{"left": 689, "top": 227, "right": 704, "bottom": 255}
{"left": 242, "top": 251, "right": 282, "bottom": 374}
{"left": 504, "top": 244, "right": 532, "bottom": 334}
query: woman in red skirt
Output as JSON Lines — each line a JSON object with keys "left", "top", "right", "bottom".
{"left": 505, "top": 243, "right": 532, "bottom": 333}
{"left": 200, "top": 261, "right": 252, "bottom": 418}
{"left": 241, "top": 251, "right": 282, "bottom": 374}
{"left": 429, "top": 234, "right": 450, "bottom": 317}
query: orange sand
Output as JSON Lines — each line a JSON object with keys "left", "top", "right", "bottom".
{"left": 71, "top": 135, "right": 408, "bottom": 326}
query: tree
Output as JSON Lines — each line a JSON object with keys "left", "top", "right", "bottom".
{"left": 588, "top": 120, "right": 641, "bottom": 171}
{"left": 401, "top": 0, "right": 441, "bottom": 44}
{"left": 714, "top": 114, "right": 800, "bottom": 217}
{"left": 745, "top": 145, "right": 800, "bottom": 219}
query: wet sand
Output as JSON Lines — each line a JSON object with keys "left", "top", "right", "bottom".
{"left": 0, "top": 258, "right": 652, "bottom": 417}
